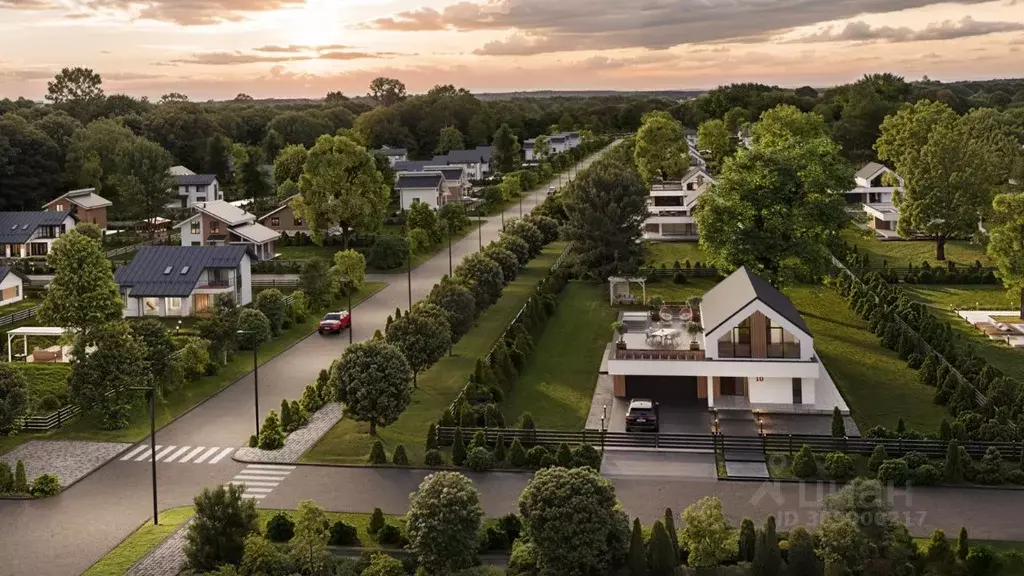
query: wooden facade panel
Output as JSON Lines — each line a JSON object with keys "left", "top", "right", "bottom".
{"left": 696, "top": 376, "right": 708, "bottom": 399}
{"left": 612, "top": 375, "right": 626, "bottom": 398}
{"left": 750, "top": 311, "right": 767, "bottom": 359}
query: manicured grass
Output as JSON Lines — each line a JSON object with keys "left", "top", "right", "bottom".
{"left": 643, "top": 241, "right": 706, "bottom": 268}
{"left": 903, "top": 285, "right": 1024, "bottom": 379}
{"left": 12, "top": 363, "right": 71, "bottom": 413}
{"left": 841, "top": 228, "right": 992, "bottom": 268}
{"left": 500, "top": 282, "right": 617, "bottom": 429}
{"left": 277, "top": 244, "right": 346, "bottom": 260}
{"left": 785, "top": 284, "right": 947, "bottom": 434}
{"left": 304, "top": 243, "right": 566, "bottom": 465}
{"left": 631, "top": 278, "right": 718, "bottom": 304}
{"left": 81, "top": 506, "right": 194, "bottom": 576}
{"left": 0, "top": 297, "right": 40, "bottom": 316}
{"left": 258, "top": 510, "right": 405, "bottom": 550}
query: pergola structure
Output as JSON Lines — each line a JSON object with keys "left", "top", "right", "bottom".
{"left": 7, "top": 326, "right": 70, "bottom": 363}
{"left": 608, "top": 277, "right": 646, "bottom": 306}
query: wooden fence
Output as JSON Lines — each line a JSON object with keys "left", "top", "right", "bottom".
{"left": 18, "top": 404, "right": 81, "bottom": 432}
{"left": 253, "top": 278, "right": 301, "bottom": 289}
{"left": 104, "top": 236, "right": 166, "bottom": 259}
{"left": 0, "top": 305, "right": 39, "bottom": 328}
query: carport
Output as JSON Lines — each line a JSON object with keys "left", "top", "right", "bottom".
{"left": 614, "top": 375, "right": 711, "bottom": 434}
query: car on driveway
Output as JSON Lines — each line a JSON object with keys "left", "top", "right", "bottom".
{"left": 318, "top": 311, "right": 350, "bottom": 335}
{"left": 625, "top": 398, "right": 659, "bottom": 432}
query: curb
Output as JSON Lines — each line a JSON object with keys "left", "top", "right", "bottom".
{"left": 719, "top": 475, "right": 1024, "bottom": 490}
{"left": 237, "top": 458, "right": 539, "bottom": 474}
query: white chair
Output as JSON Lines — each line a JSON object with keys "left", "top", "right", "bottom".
{"left": 645, "top": 327, "right": 655, "bottom": 344}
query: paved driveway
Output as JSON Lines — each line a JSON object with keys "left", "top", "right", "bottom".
{"left": 600, "top": 450, "right": 718, "bottom": 479}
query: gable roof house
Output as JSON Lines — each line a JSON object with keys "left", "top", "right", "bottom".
{"left": 423, "top": 166, "right": 468, "bottom": 201}
{"left": 258, "top": 195, "right": 308, "bottom": 236}
{"left": 0, "top": 266, "right": 25, "bottom": 308}
{"left": 393, "top": 160, "right": 432, "bottom": 172}
{"left": 43, "top": 188, "right": 112, "bottom": 230}
{"left": 0, "top": 211, "right": 78, "bottom": 259}
{"left": 848, "top": 162, "right": 905, "bottom": 239}
{"left": 115, "top": 245, "right": 252, "bottom": 317}
{"left": 434, "top": 146, "right": 493, "bottom": 179}
{"left": 643, "top": 166, "right": 715, "bottom": 242}
{"left": 372, "top": 146, "right": 409, "bottom": 166}
{"left": 395, "top": 172, "right": 449, "bottom": 211}
{"left": 174, "top": 200, "right": 280, "bottom": 261}
{"left": 169, "top": 171, "right": 223, "bottom": 210}
{"left": 606, "top": 266, "right": 849, "bottom": 415}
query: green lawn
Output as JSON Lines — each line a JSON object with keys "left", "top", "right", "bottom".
{"left": 632, "top": 278, "right": 719, "bottom": 304}
{"left": 841, "top": 228, "right": 992, "bottom": 268}
{"left": 903, "top": 285, "right": 1024, "bottom": 379}
{"left": 786, "top": 284, "right": 947, "bottom": 434}
{"left": 500, "top": 282, "right": 617, "bottom": 429}
{"left": 13, "top": 363, "right": 72, "bottom": 413}
{"left": 0, "top": 297, "right": 40, "bottom": 316}
{"left": 277, "top": 244, "right": 345, "bottom": 261}
{"left": 81, "top": 507, "right": 194, "bottom": 576}
{"left": 304, "top": 243, "right": 566, "bottom": 465}
{"left": 643, "top": 241, "right": 706, "bottom": 268}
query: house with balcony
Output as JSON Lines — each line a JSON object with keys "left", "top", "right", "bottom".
{"left": 0, "top": 211, "right": 78, "bottom": 259}
{"left": 258, "top": 195, "right": 308, "bottom": 237}
{"left": 168, "top": 166, "right": 223, "bottom": 209}
{"left": 424, "top": 165, "right": 468, "bottom": 201}
{"left": 643, "top": 166, "right": 715, "bottom": 241}
{"left": 43, "top": 188, "right": 112, "bottom": 230}
{"left": 372, "top": 146, "right": 408, "bottom": 166}
{"left": 848, "top": 162, "right": 904, "bottom": 238}
{"left": 174, "top": 200, "right": 280, "bottom": 261}
{"left": 115, "top": 245, "right": 252, "bottom": 317}
{"left": 395, "top": 172, "right": 450, "bottom": 210}
{"left": 433, "top": 146, "right": 493, "bottom": 179}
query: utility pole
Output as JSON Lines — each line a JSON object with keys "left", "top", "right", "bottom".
{"left": 235, "top": 330, "right": 261, "bottom": 438}
{"left": 404, "top": 207, "right": 412, "bottom": 309}
{"left": 129, "top": 382, "right": 158, "bottom": 526}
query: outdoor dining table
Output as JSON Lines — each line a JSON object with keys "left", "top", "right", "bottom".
{"left": 651, "top": 328, "right": 680, "bottom": 344}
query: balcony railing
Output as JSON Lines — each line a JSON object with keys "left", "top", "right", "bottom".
{"left": 614, "top": 348, "right": 705, "bottom": 361}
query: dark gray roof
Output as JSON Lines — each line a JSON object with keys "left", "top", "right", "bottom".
{"left": 0, "top": 211, "right": 73, "bottom": 244}
{"left": 174, "top": 174, "right": 217, "bottom": 187}
{"left": 700, "top": 266, "right": 810, "bottom": 337}
{"left": 396, "top": 173, "right": 445, "bottom": 190}
{"left": 0, "top": 266, "right": 9, "bottom": 284}
{"left": 374, "top": 147, "right": 407, "bottom": 157}
{"left": 393, "top": 160, "right": 431, "bottom": 172}
{"left": 445, "top": 147, "right": 492, "bottom": 164}
{"left": 115, "top": 245, "right": 248, "bottom": 297}
{"left": 856, "top": 162, "right": 886, "bottom": 180}
{"left": 424, "top": 166, "right": 465, "bottom": 182}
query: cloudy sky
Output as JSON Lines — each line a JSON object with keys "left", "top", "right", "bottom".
{"left": 1, "top": 0, "right": 1022, "bottom": 100}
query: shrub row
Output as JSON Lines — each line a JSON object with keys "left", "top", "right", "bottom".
{"left": 427, "top": 426, "right": 602, "bottom": 472}
{"left": 839, "top": 242, "right": 998, "bottom": 285}
{"left": 0, "top": 459, "right": 60, "bottom": 498}
{"left": 249, "top": 367, "right": 335, "bottom": 450}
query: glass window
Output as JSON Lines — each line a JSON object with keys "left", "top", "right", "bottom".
{"left": 293, "top": 216, "right": 303, "bottom": 226}
{"left": 766, "top": 319, "right": 801, "bottom": 358}
{"left": 210, "top": 221, "right": 220, "bottom": 233}
{"left": 270, "top": 217, "right": 280, "bottom": 227}
{"left": 166, "top": 297, "right": 182, "bottom": 314}
{"left": 143, "top": 297, "right": 160, "bottom": 315}
{"left": 792, "top": 378, "right": 803, "bottom": 404}
{"left": 718, "top": 317, "right": 751, "bottom": 358}
{"left": 55, "top": 204, "right": 64, "bottom": 212}
{"left": 190, "top": 221, "right": 200, "bottom": 234}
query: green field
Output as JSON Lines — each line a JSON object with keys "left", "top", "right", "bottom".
{"left": 643, "top": 241, "right": 707, "bottom": 268}
{"left": 632, "top": 278, "right": 718, "bottom": 304}
{"left": 841, "top": 228, "right": 992, "bottom": 268}
{"left": 904, "top": 285, "right": 1024, "bottom": 379}
{"left": 786, "top": 284, "right": 947, "bottom": 433}
{"left": 304, "top": 244, "right": 565, "bottom": 465}
{"left": 499, "top": 282, "right": 617, "bottom": 429}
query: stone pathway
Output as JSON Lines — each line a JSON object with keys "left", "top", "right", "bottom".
{"left": 234, "top": 403, "right": 343, "bottom": 463}
{"left": 0, "top": 440, "right": 131, "bottom": 488}
{"left": 124, "top": 519, "right": 192, "bottom": 576}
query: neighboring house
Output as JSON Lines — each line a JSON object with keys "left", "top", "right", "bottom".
{"left": 736, "top": 126, "right": 753, "bottom": 149}
{"left": 373, "top": 146, "right": 408, "bottom": 166}
{"left": 42, "top": 188, "right": 112, "bottom": 230}
{"left": 643, "top": 166, "right": 715, "bottom": 242}
{"left": 683, "top": 128, "right": 698, "bottom": 148}
{"left": 0, "top": 266, "right": 24, "bottom": 308}
{"left": 524, "top": 132, "right": 581, "bottom": 161}
{"left": 395, "top": 172, "right": 449, "bottom": 210}
{"left": 258, "top": 195, "right": 309, "bottom": 236}
{"left": 169, "top": 165, "right": 195, "bottom": 176}
{"left": 174, "top": 200, "right": 280, "bottom": 261}
{"left": 688, "top": 146, "right": 707, "bottom": 170}
{"left": 393, "top": 160, "right": 431, "bottom": 172}
{"left": 607, "top": 266, "right": 846, "bottom": 413}
{"left": 848, "top": 162, "right": 904, "bottom": 238}
{"left": 424, "top": 166, "right": 468, "bottom": 202}
{"left": 169, "top": 172, "right": 223, "bottom": 209}
{"left": 0, "top": 211, "right": 77, "bottom": 258}
{"left": 523, "top": 139, "right": 537, "bottom": 162}
{"left": 435, "top": 146, "right": 493, "bottom": 179}
{"left": 115, "top": 245, "right": 252, "bottom": 317}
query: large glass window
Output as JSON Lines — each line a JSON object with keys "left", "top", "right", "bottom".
{"left": 718, "top": 317, "right": 751, "bottom": 357}
{"left": 766, "top": 318, "right": 801, "bottom": 358}
{"left": 143, "top": 298, "right": 160, "bottom": 315}
{"left": 190, "top": 221, "right": 200, "bottom": 234}
{"left": 166, "top": 297, "right": 182, "bottom": 315}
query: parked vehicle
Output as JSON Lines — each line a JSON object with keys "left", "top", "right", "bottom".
{"left": 318, "top": 311, "right": 350, "bottom": 335}
{"left": 547, "top": 186, "right": 555, "bottom": 195}
{"left": 625, "top": 398, "right": 659, "bottom": 432}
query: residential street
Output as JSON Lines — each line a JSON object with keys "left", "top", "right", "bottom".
{"left": 0, "top": 148, "right": 611, "bottom": 576}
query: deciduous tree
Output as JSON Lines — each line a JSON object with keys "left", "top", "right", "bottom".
{"left": 678, "top": 496, "right": 732, "bottom": 569}
{"left": 453, "top": 252, "right": 504, "bottom": 312}
{"left": 330, "top": 249, "right": 366, "bottom": 294}
{"left": 406, "top": 472, "right": 484, "bottom": 574}
{"left": 368, "top": 77, "right": 407, "bottom": 107}
{"left": 69, "top": 321, "right": 150, "bottom": 430}
{"left": 426, "top": 276, "right": 477, "bottom": 340}
{"left": 436, "top": 126, "right": 465, "bottom": 155}
{"left": 987, "top": 193, "right": 1024, "bottom": 318}
{"left": 267, "top": 112, "right": 333, "bottom": 149}
{"left": 110, "top": 136, "right": 175, "bottom": 225}
{"left": 492, "top": 124, "right": 521, "bottom": 174}
{"left": 697, "top": 119, "right": 733, "bottom": 167}
{"left": 0, "top": 115, "right": 61, "bottom": 210}
{"left": 184, "top": 483, "right": 259, "bottom": 572}
{"left": 0, "top": 364, "right": 29, "bottom": 435}
{"left": 634, "top": 111, "right": 688, "bottom": 183}
{"left": 38, "top": 230, "right": 122, "bottom": 334}
{"left": 273, "top": 144, "right": 308, "bottom": 187}
{"left": 46, "top": 67, "right": 104, "bottom": 121}
{"left": 236, "top": 309, "right": 272, "bottom": 350}
{"left": 385, "top": 306, "right": 451, "bottom": 386}
{"left": 331, "top": 340, "right": 412, "bottom": 434}
{"left": 289, "top": 500, "right": 330, "bottom": 575}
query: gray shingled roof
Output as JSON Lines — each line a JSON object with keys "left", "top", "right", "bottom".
{"left": 393, "top": 160, "right": 431, "bottom": 172}
{"left": 856, "top": 162, "right": 886, "bottom": 181}
{"left": 700, "top": 266, "right": 810, "bottom": 337}
{"left": 115, "top": 245, "right": 248, "bottom": 297}
{"left": 44, "top": 188, "right": 113, "bottom": 210}
{"left": 445, "top": 147, "right": 489, "bottom": 164}
{"left": 424, "top": 166, "right": 465, "bottom": 182}
{"left": 396, "top": 172, "right": 445, "bottom": 190}
{"left": 0, "top": 212, "right": 74, "bottom": 244}
{"left": 174, "top": 174, "right": 218, "bottom": 187}
{"left": 0, "top": 266, "right": 10, "bottom": 284}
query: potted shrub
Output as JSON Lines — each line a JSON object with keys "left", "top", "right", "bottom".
{"left": 686, "top": 322, "right": 703, "bottom": 351}
{"left": 611, "top": 321, "right": 628, "bottom": 349}
{"left": 648, "top": 296, "right": 664, "bottom": 321}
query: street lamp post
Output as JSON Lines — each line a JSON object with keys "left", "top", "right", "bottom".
{"left": 447, "top": 222, "right": 453, "bottom": 276}
{"left": 403, "top": 207, "right": 412, "bottom": 310}
{"left": 236, "top": 330, "right": 260, "bottom": 437}
{"left": 129, "top": 383, "right": 158, "bottom": 526}
{"left": 477, "top": 212, "right": 482, "bottom": 249}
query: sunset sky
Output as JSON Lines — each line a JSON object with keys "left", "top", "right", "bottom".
{"left": 0, "top": 0, "right": 1022, "bottom": 100}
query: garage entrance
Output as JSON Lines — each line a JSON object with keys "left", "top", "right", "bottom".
{"left": 624, "top": 375, "right": 700, "bottom": 405}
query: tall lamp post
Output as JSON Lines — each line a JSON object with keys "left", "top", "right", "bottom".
{"left": 477, "top": 212, "right": 482, "bottom": 249}
{"left": 236, "top": 330, "right": 260, "bottom": 437}
{"left": 404, "top": 208, "right": 412, "bottom": 310}
{"left": 129, "top": 381, "right": 158, "bottom": 526}
{"left": 446, "top": 221, "right": 453, "bottom": 276}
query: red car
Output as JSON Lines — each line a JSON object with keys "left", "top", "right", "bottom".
{"left": 318, "top": 311, "right": 350, "bottom": 335}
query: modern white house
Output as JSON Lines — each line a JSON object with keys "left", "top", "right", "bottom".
{"left": 684, "top": 128, "right": 698, "bottom": 148}
{"left": 0, "top": 211, "right": 78, "bottom": 258}
{"left": 423, "top": 165, "right": 468, "bottom": 202}
{"left": 607, "top": 267, "right": 848, "bottom": 414}
{"left": 373, "top": 146, "right": 408, "bottom": 166}
{"left": 115, "top": 245, "right": 253, "bottom": 317}
{"left": 643, "top": 166, "right": 715, "bottom": 242}
{"left": 174, "top": 200, "right": 280, "bottom": 261}
{"left": 395, "top": 172, "right": 449, "bottom": 210}
{"left": 524, "top": 132, "right": 581, "bottom": 161}
{"left": 168, "top": 166, "right": 223, "bottom": 209}
{"left": 0, "top": 266, "right": 24, "bottom": 308}
{"left": 433, "top": 146, "right": 493, "bottom": 179}
{"left": 848, "top": 162, "right": 904, "bottom": 238}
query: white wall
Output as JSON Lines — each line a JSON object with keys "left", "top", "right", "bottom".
{"left": 0, "top": 274, "right": 23, "bottom": 307}
{"left": 400, "top": 189, "right": 441, "bottom": 211}
{"left": 704, "top": 299, "right": 814, "bottom": 362}
{"left": 747, "top": 376, "right": 795, "bottom": 404}
{"left": 179, "top": 216, "right": 203, "bottom": 246}
{"left": 606, "top": 358, "right": 821, "bottom": 379}
{"left": 238, "top": 254, "right": 252, "bottom": 306}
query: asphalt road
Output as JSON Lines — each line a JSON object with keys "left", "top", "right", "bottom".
{"left": 0, "top": 146, "right": 614, "bottom": 576}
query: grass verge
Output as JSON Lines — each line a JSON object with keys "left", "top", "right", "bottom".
{"left": 258, "top": 510, "right": 405, "bottom": 550}
{"left": 499, "top": 282, "right": 616, "bottom": 429}
{"left": 81, "top": 506, "right": 194, "bottom": 576}
{"left": 840, "top": 228, "right": 992, "bottom": 268}
{"left": 0, "top": 297, "right": 41, "bottom": 316}
{"left": 303, "top": 243, "right": 565, "bottom": 465}
{"left": 643, "top": 241, "right": 706, "bottom": 268}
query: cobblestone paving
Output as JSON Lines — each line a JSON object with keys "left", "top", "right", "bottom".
{"left": 124, "top": 519, "right": 192, "bottom": 576}
{"left": 0, "top": 440, "right": 131, "bottom": 487}
{"left": 234, "top": 403, "right": 343, "bottom": 463}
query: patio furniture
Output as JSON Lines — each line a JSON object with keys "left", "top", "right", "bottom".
{"left": 645, "top": 327, "right": 655, "bottom": 343}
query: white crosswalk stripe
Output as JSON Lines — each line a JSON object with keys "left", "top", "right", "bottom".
{"left": 231, "top": 464, "right": 295, "bottom": 501}
{"left": 118, "top": 444, "right": 235, "bottom": 465}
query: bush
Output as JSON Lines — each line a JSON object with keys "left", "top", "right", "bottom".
{"left": 452, "top": 427, "right": 468, "bottom": 466}
{"left": 483, "top": 525, "right": 509, "bottom": 551}
{"left": 824, "top": 452, "right": 855, "bottom": 481}
{"left": 425, "top": 422, "right": 438, "bottom": 451}
{"left": 492, "top": 433, "right": 507, "bottom": 462}
{"left": 792, "top": 445, "right": 818, "bottom": 479}
{"left": 1005, "top": 469, "right": 1024, "bottom": 485}
{"left": 571, "top": 444, "right": 602, "bottom": 470}
{"left": 424, "top": 449, "right": 445, "bottom": 467}
{"left": 392, "top": 444, "right": 409, "bottom": 466}
{"left": 539, "top": 454, "right": 556, "bottom": 468}
{"left": 974, "top": 447, "right": 1004, "bottom": 485}
{"left": 368, "top": 508, "right": 386, "bottom": 534}
{"left": 0, "top": 461, "right": 11, "bottom": 493}
{"left": 912, "top": 464, "right": 941, "bottom": 486}
{"left": 901, "top": 451, "right": 928, "bottom": 470}
{"left": 265, "top": 511, "right": 295, "bottom": 542}
{"left": 465, "top": 447, "right": 494, "bottom": 472}
{"left": 255, "top": 289, "right": 288, "bottom": 336}
{"left": 369, "top": 440, "right": 388, "bottom": 465}
{"left": 376, "top": 523, "right": 402, "bottom": 545}
{"left": 329, "top": 520, "right": 359, "bottom": 546}
{"left": 554, "top": 443, "right": 573, "bottom": 468}
{"left": 966, "top": 546, "right": 999, "bottom": 576}
{"left": 257, "top": 411, "right": 285, "bottom": 450}
{"left": 248, "top": 435, "right": 257, "bottom": 448}
{"left": 508, "top": 439, "right": 528, "bottom": 467}
{"left": 526, "top": 446, "right": 548, "bottom": 469}
{"left": 29, "top": 473, "right": 61, "bottom": 498}
{"left": 877, "top": 459, "right": 911, "bottom": 487}
{"left": 369, "top": 235, "right": 409, "bottom": 270}
{"left": 519, "top": 413, "right": 536, "bottom": 430}
{"left": 869, "top": 444, "right": 888, "bottom": 473}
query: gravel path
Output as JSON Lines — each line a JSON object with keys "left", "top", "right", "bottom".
{"left": 124, "top": 519, "right": 192, "bottom": 576}
{"left": 0, "top": 440, "right": 131, "bottom": 488}
{"left": 234, "top": 403, "right": 343, "bottom": 463}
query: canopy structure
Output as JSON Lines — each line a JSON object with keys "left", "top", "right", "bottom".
{"left": 7, "top": 326, "right": 70, "bottom": 363}
{"left": 608, "top": 277, "right": 646, "bottom": 306}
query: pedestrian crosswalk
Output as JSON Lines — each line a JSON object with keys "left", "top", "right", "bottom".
{"left": 230, "top": 464, "right": 296, "bottom": 500}
{"left": 119, "top": 444, "right": 235, "bottom": 465}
